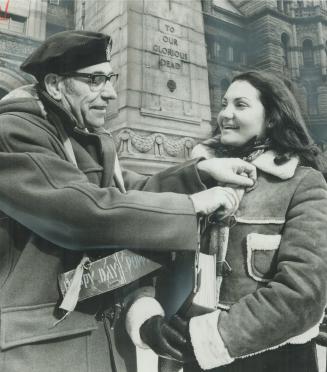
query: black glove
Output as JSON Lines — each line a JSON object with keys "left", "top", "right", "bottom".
{"left": 140, "top": 314, "right": 195, "bottom": 363}
{"left": 170, "top": 314, "right": 196, "bottom": 363}
{"left": 315, "top": 312, "right": 327, "bottom": 346}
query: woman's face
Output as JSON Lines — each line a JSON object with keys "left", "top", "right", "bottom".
{"left": 217, "top": 80, "right": 266, "bottom": 147}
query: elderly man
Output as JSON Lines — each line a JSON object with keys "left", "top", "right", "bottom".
{"left": 0, "top": 31, "right": 255, "bottom": 372}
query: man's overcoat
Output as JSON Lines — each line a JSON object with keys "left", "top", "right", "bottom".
{"left": 0, "top": 86, "right": 204, "bottom": 372}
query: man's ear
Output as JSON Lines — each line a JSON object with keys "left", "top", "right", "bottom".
{"left": 44, "top": 73, "right": 63, "bottom": 101}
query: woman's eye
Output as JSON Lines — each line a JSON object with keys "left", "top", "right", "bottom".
{"left": 236, "top": 102, "right": 248, "bottom": 108}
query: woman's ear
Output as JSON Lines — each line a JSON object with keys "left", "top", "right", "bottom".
{"left": 266, "top": 121, "right": 274, "bottom": 129}
{"left": 43, "top": 73, "right": 63, "bottom": 101}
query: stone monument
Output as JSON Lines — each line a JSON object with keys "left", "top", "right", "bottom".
{"left": 75, "top": 0, "right": 211, "bottom": 174}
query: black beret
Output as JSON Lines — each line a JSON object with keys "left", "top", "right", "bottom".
{"left": 21, "top": 30, "right": 112, "bottom": 80}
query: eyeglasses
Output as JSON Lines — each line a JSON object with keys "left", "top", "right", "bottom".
{"left": 60, "top": 72, "right": 119, "bottom": 92}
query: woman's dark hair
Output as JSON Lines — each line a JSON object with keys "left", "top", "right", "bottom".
{"left": 214, "top": 70, "right": 326, "bottom": 171}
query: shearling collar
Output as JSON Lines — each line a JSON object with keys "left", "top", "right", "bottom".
{"left": 252, "top": 150, "right": 299, "bottom": 180}
{"left": 191, "top": 144, "right": 299, "bottom": 181}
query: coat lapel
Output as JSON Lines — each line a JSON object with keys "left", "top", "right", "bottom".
{"left": 252, "top": 151, "right": 299, "bottom": 180}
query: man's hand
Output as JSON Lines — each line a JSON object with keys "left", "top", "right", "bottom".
{"left": 140, "top": 315, "right": 195, "bottom": 363}
{"left": 197, "top": 158, "right": 256, "bottom": 187}
{"left": 190, "top": 186, "right": 242, "bottom": 216}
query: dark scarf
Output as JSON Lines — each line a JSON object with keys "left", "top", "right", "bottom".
{"left": 212, "top": 136, "right": 272, "bottom": 162}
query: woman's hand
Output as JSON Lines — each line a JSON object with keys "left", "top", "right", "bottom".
{"left": 197, "top": 158, "right": 256, "bottom": 187}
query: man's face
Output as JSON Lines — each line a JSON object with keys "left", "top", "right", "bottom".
{"left": 59, "top": 62, "right": 117, "bottom": 131}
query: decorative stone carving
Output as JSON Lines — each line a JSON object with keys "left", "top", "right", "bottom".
{"left": 117, "top": 129, "right": 195, "bottom": 159}
{"left": 131, "top": 131, "right": 156, "bottom": 153}
{"left": 167, "top": 79, "right": 176, "bottom": 92}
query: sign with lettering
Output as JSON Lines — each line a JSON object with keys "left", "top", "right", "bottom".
{"left": 58, "top": 250, "right": 162, "bottom": 301}
{"left": 152, "top": 21, "right": 189, "bottom": 71}
{"left": 141, "top": 12, "right": 205, "bottom": 122}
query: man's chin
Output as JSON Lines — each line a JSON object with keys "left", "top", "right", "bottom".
{"left": 85, "top": 119, "right": 106, "bottom": 131}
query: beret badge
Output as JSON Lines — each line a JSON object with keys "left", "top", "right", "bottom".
{"left": 106, "top": 43, "right": 111, "bottom": 62}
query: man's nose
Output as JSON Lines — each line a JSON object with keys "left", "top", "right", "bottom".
{"left": 101, "top": 80, "right": 117, "bottom": 100}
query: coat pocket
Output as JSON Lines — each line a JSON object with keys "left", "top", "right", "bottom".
{"left": 0, "top": 302, "right": 98, "bottom": 350}
{"left": 246, "top": 233, "right": 281, "bottom": 283}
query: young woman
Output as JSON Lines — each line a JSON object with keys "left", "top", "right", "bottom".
{"left": 131, "top": 71, "right": 327, "bottom": 372}
{"left": 185, "top": 70, "right": 327, "bottom": 372}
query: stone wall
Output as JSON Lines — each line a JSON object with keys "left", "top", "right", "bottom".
{"left": 78, "top": 0, "right": 211, "bottom": 174}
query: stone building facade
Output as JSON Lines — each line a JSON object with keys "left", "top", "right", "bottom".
{"left": 1, "top": 0, "right": 327, "bottom": 171}
{"left": 204, "top": 0, "right": 327, "bottom": 146}
{"left": 74, "top": 0, "right": 211, "bottom": 174}
{"left": 0, "top": 0, "right": 74, "bottom": 98}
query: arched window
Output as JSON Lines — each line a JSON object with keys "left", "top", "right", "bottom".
{"left": 281, "top": 33, "right": 290, "bottom": 67}
{"left": 206, "top": 39, "right": 221, "bottom": 61}
{"left": 213, "top": 41, "right": 220, "bottom": 59}
{"left": 227, "top": 46, "right": 234, "bottom": 62}
{"left": 277, "top": 1, "right": 282, "bottom": 11}
{"left": 303, "top": 39, "right": 314, "bottom": 66}
{"left": 217, "top": 41, "right": 228, "bottom": 62}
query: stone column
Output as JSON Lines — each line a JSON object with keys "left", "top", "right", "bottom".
{"left": 317, "top": 21, "right": 327, "bottom": 76}
{"left": 25, "top": 0, "right": 47, "bottom": 41}
{"left": 318, "top": 86, "right": 327, "bottom": 115}
{"left": 290, "top": 24, "right": 300, "bottom": 78}
{"left": 227, "top": 46, "right": 233, "bottom": 62}
{"left": 80, "top": 0, "right": 211, "bottom": 174}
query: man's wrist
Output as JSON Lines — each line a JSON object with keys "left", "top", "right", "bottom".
{"left": 188, "top": 194, "right": 201, "bottom": 215}
{"left": 196, "top": 161, "right": 215, "bottom": 188}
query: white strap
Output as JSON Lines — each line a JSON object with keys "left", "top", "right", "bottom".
{"left": 114, "top": 154, "right": 126, "bottom": 193}
{"left": 215, "top": 226, "right": 230, "bottom": 303}
{"left": 316, "top": 344, "right": 327, "bottom": 372}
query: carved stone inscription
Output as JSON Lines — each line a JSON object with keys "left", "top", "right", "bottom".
{"left": 152, "top": 21, "right": 188, "bottom": 71}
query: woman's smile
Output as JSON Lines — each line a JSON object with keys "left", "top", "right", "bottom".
{"left": 221, "top": 123, "right": 240, "bottom": 130}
